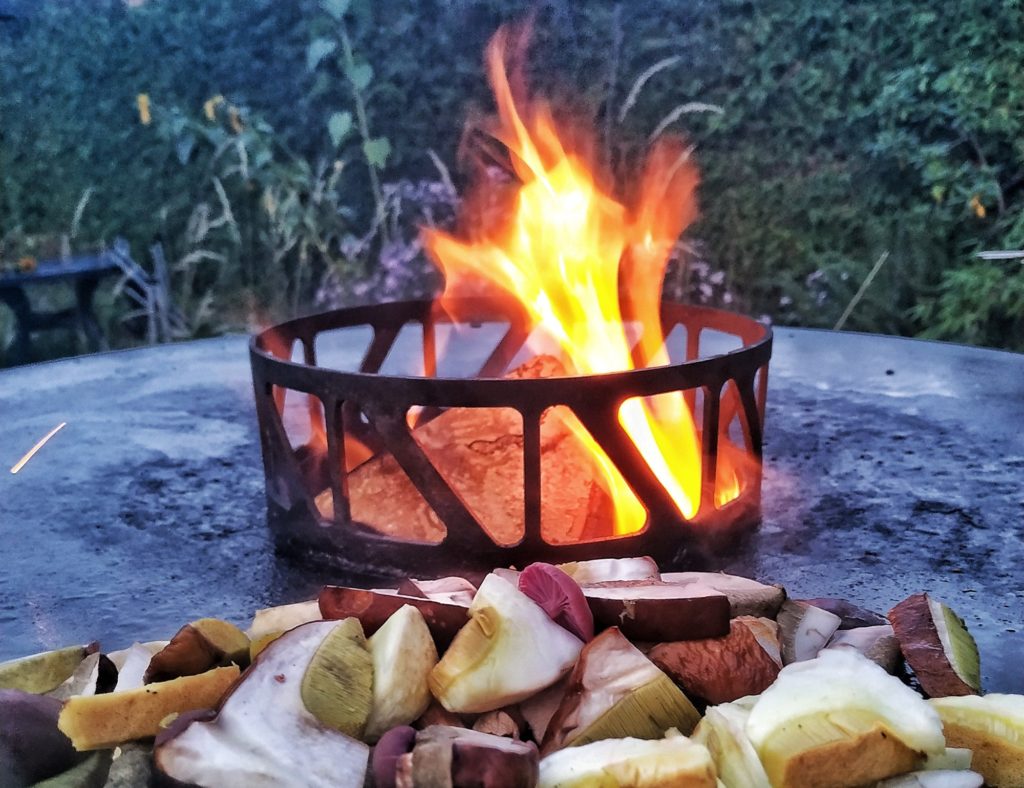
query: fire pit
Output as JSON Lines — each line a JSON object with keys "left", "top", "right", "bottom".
{"left": 250, "top": 298, "right": 771, "bottom": 577}
{"left": 251, "top": 24, "right": 775, "bottom": 578}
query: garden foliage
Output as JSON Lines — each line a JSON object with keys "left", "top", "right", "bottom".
{"left": 0, "top": 0, "right": 1022, "bottom": 350}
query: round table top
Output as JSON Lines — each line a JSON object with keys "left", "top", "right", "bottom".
{"left": 1, "top": 329, "right": 1022, "bottom": 692}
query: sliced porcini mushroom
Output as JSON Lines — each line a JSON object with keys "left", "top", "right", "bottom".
{"left": 557, "top": 556, "right": 660, "bottom": 585}
{"left": 429, "top": 574, "right": 582, "bottom": 714}
{"left": 823, "top": 624, "right": 902, "bottom": 673}
{"left": 154, "top": 620, "right": 370, "bottom": 788}
{"left": 542, "top": 627, "right": 700, "bottom": 754}
{"left": 0, "top": 642, "right": 98, "bottom": 694}
{"left": 247, "top": 599, "right": 322, "bottom": 639}
{"left": 106, "top": 640, "right": 169, "bottom": 672}
{"left": 413, "top": 700, "right": 466, "bottom": 730}
{"left": 414, "top": 726, "right": 539, "bottom": 786}
{"left": 745, "top": 650, "right": 946, "bottom": 788}
{"left": 301, "top": 618, "right": 373, "bottom": 739}
{"left": 875, "top": 772, "right": 984, "bottom": 787}
{"left": 888, "top": 593, "right": 981, "bottom": 697}
{"left": 519, "top": 677, "right": 568, "bottom": 744}
{"left": 924, "top": 747, "right": 975, "bottom": 772}
{"left": 776, "top": 599, "right": 842, "bottom": 664}
{"left": 319, "top": 586, "right": 469, "bottom": 649}
{"left": 50, "top": 653, "right": 100, "bottom": 703}
{"left": 397, "top": 577, "right": 477, "bottom": 607}
{"left": 364, "top": 605, "right": 438, "bottom": 742}
{"left": 145, "top": 618, "right": 249, "bottom": 684}
{"left": 58, "top": 665, "right": 240, "bottom": 751}
{"left": 491, "top": 567, "right": 521, "bottom": 586}
{"left": 107, "top": 641, "right": 169, "bottom": 692}
{"left": 929, "top": 693, "right": 1024, "bottom": 788}
{"left": 249, "top": 632, "right": 285, "bottom": 662}
{"left": 538, "top": 732, "right": 717, "bottom": 788}
{"left": 691, "top": 701, "right": 771, "bottom": 788}
{"left": 581, "top": 580, "right": 730, "bottom": 642}
{"left": 756, "top": 712, "right": 923, "bottom": 788}
{"left": 0, "top": 689, "right": 89, "bottom": 784}
{"left": 648, "top": 616, "right": 782, "bottom": 704}
{"left": 801, "top": 597, "right": 888, "bottom": 629}
{"left": 47, "top": 652, "right": 118, "bottom": 701}
{"left": 111, "top": 643, "right": 156, "bottom": 692}
{"left": 518, "top": 563, "right": 594, "bottom": 641}
{"left": 661, "top": 571, "right": 786, "bottom": 618}
{"left": 473, "top": 708, "right": 522, "bottom": 738}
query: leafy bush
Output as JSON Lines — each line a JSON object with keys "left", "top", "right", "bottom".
{"left": 0, "top": 0, "right": 319, "bottom": 245}
{"left": 0, "top": 0, "right": 1021, "bottom": 352}
{"left": 145, "top": 98, "right": 359, "bottom": 330}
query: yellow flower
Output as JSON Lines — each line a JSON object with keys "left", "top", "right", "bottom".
{"left": 136, "top": 93, "right": 151, "bottom": 125}
{"left": 228, "top": 106, "right": 243, "bottom": 134}
{"left": 970, "top": 194, "right": 986, "bottom": 218}
{"left": 203, "top": 94, "right": 225, "bottom": 121}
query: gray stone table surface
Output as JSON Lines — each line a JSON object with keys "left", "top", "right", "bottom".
{"left": 1, "top": 329, "right": 1022, "bottom": 692}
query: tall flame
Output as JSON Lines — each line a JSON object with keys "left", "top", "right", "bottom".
{"left": 424, "top": 26, "right": 741, "bottom": 534}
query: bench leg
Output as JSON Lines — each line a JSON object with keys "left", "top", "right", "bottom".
{"left": 0, "top": 286, "right": 34, "bottom": 364}
{"left": 75, "top": 276, "right": 108, "bottom": 352}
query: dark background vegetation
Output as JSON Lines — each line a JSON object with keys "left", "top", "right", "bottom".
{"left": 1, "top": 0, "right": 1023, "bottom": 365}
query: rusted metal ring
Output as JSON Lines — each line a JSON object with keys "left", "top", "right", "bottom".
{"left": 250, "top": 298, "right": 772, "bottom": 579}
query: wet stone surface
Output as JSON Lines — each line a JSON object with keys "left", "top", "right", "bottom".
{"left": 0, "top": 330, "right": 1022, "bottom": 692}
{"left": 727, "top": 330, "right": 1024, "bottom": 693}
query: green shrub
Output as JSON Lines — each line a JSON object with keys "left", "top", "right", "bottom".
{"left": 0, "top": 0, "right": 1021, "bottom": 350}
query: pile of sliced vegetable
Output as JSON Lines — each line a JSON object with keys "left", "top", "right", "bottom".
{"left": 2, "top": 556, "right": 1022, "bottom": 787}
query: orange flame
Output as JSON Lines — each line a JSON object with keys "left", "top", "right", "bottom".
{"left": 424, "top": 26, "right": 742, "bottom": 534}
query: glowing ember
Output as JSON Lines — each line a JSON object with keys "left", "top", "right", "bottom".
{"left": 10, "top": 422, "right": 66, "bottom": 474}
{"left": 424, "top": 26, "right": 745, "bottom": 533}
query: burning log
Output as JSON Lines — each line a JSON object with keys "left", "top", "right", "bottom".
{"left": 317, "top": 355, "right": 620, "bottom": 544}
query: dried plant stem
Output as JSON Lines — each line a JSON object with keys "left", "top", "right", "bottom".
{"left": 619, "top": 56, "right": 681, "bottom": 123}
{"left": 976, "top": 249, "right": 1024, "bottom": 261}
{"left": 648, "top": 102, "right": 724, "bottom": 141}
{"left": 338, "top": 19, "right": 387, "bottom": 237}
{"left": 427, "top": 149, "right": 456, "bottom": 196}
{"left": 210, "top": 177, "right": 241, "bottom": 245}
{"left": 833, "top": 250, "right": 890, "bottom": 331}
{"left": 293, "top": 242, "right": 309, "bottom": 317}
{"left": 69, "top": 187, "right": 94, "bottom": 240}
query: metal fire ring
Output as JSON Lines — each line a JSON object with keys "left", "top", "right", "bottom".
{"left": 250, "top": 297, "right": 773, "bottom": 579}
